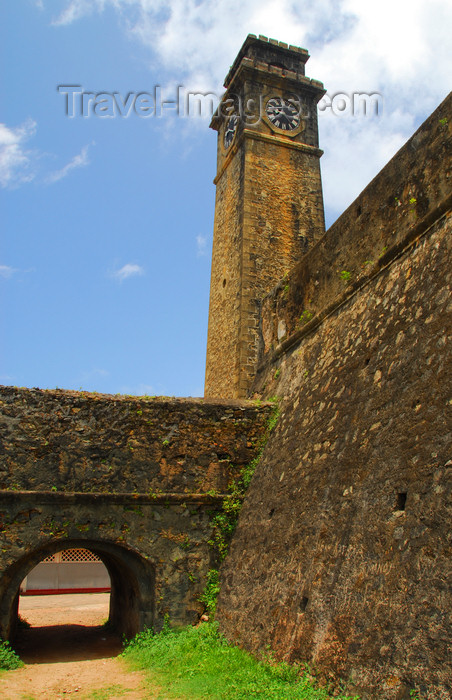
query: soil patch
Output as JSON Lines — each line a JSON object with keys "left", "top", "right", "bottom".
{"left": 0, "top": 593, "right": 155, "bottom": 699}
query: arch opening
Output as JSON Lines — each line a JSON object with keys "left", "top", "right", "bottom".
{"left": 20, "top": 546, "right": 111, "bottom": 596}
{"left": 0, "top": 539, "right": 155, "bottom": 645}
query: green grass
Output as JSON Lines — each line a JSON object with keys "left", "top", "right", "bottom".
{"left": 123, "top": 622, "right": 358, "bottom": 700}
{"left": 83, "top": 686, "right": 128, "bottom": 699}
{"left": 0, "top": 639, "right": 23, "bottom": 670}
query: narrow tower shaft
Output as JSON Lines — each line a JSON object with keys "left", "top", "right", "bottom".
{"left": 205, "top": 35, "right": 325, "bottom": 399}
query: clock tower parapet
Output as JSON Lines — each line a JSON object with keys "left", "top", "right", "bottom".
{"left": 224, "top": 34, "right": 311, "bottom": 85}
{"left": 211, "top": 34, "right": 325, "bottom": 179}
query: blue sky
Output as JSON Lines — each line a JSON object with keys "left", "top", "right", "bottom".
{"left": 1, "top": 0, "right": 451, "bottom": 397}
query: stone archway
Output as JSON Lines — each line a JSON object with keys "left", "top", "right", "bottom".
{"left": 0, "top": 538, "right": 155, "bottom": 642}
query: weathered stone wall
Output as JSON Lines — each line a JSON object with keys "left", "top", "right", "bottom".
{"left": 256, "top": 94, "right": 451, "bottom": 373}
{"left": 236, "top": 133, "right": 324, "bottom": 397}
{"left": 216, "top": 96, "right": 452, "bottom": 698}
{"left": 205, "top": 144, "right": 245, "bottom": 401}
{"left": 0, "top": 388, "right": 271, "bottom": 640}
{"left": 1, "top": 492, "right": 214, "bottom": 639}
{"left": 0, "top": 388, "right": 270, "bottom": 493}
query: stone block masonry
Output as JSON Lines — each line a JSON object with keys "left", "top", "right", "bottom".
{"left": 205, "top": 35, "right": 325, "bottom": 400}
{"left": 256, "top": 93, "right": 451, "bottom": 369}
{"left": 1, "top": 36, "right": 450, "bottom": 700}
{"left": 0, "top": 388, "right": 272, "bottom": 641}
{"left": 0, "top": 388, "right": 271, "bottom": 494}
{"left": 216, "top": 95, "right": 452, "bottom": 698}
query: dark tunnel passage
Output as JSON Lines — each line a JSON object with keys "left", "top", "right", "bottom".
{"left": 0, "top": 538, "right": 155, "bottom": 644}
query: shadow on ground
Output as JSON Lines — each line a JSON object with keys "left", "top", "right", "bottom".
{"left": 14, "top": 623, "right": 123, "bottom": 664}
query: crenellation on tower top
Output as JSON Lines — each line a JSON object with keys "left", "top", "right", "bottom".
{"left": 224, "top": 34, "right": 310, "bottom": 89}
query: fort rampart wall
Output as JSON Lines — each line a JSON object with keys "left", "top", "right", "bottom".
{"left": 216, "top": 94, "right": 452, "bottom": 698}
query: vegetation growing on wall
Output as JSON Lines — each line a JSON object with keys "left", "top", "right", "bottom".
{"left": 202, "top": 400, "right": 280, "bottom": 615}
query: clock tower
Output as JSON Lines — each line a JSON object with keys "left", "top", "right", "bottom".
{"left": 205, "top": 35, "right": 326, "bottom": 399}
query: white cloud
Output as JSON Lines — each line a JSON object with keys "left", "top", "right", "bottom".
{"left": 0, "top": 265, "right": 18, "bottom": 279}
{"left": 118, "top": 382, "right": 156, "bottom": 396}
{"left": 52, "top": 0, "right": 452, "bottom": 218}
{"left": 0, "top": 119, "right": 37, "bottom": 188}
{"left": 0, "top": 120, "right": 92, "bottom": 189}
{"left": 319, "top": 108, "right": 411, "bottom": 220}
{"left": 111, "top": 263, "right": 145, "bottom": 282}
{"left": 79, "top": 367, "right": 110, "bottom": 383}
{"left": 196, "top": 234, "right": 208, "bottom": 257}
{"left": 0, "top": 375, "right": 15, "bottom": 385}
{"left": 45, "top": 144, "right": 92, "bottom": 184}
{"left": 50, "top": 0, "right": 451, "bottom": 89}
{"left": 51, "top": 0, "right": 102, "bottom": 26}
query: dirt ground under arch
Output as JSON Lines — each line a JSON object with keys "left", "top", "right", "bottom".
{"left": 0, "top": 593, "right": 157, "bottom": 699}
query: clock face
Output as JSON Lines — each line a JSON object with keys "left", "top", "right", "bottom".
{"left": 224, "top": 115, "right": 239, "bottom": 149}
{"left": 265, "top": 97, "right": 300, "bottom": 131}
